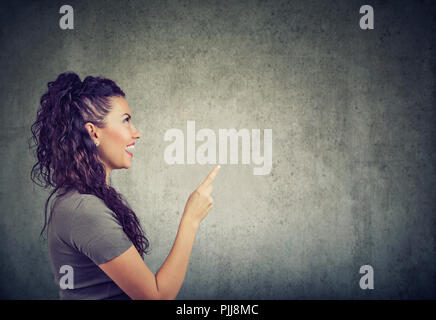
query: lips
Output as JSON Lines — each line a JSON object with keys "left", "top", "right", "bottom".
{"left": 125, "top": 142, "right": 135, "bottom": 157}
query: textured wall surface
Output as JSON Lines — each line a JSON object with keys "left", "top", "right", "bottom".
{"left": 0, "top": 0, "right": 435, "bottom": 299}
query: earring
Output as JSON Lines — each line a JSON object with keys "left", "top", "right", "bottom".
{"left": 95, "top": 141, "right": 99, "bottom": 147}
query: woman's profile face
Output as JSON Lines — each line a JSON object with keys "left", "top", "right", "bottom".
{"left": 88, "top": 96, "right": 141, "bottom": 175}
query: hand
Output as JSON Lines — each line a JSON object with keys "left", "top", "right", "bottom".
{"left": 182, "top": 165, "right": 220, "bottom": 227}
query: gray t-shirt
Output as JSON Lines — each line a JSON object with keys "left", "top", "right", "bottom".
{"left": 47, "top": 188, "right": 133, "bottom": 300}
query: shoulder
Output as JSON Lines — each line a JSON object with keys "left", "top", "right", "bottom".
{"left": 49, "top": 190, "right": 111, "bottom": 244}
{"left": 56, "top": 189, "right": 106, "bottom": 210}
{"left": 75, "top": 193, "right": 108, "bottom": 212}
{"left": 57, "top": 191, "right": 132, "bottom": 265}
{"left": 54, "top": 190, "right": 115, "bottom": 222}
{"left": 68, "top": 192, "right": 121, "bottom": 231}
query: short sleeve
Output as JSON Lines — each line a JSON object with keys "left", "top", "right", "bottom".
{"left": 70, "top": 196, "right": 133, "bottom": 265}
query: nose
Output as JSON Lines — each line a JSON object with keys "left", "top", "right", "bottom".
{"left": 133, "top": 125, "right": 141, "bottom": 140}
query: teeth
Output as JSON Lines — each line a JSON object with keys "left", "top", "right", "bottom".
{"left": 125, "top": 145, "right": 135, "bottom": 151}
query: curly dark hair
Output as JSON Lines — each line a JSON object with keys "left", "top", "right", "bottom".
{"left": 29, "top": 71, "right": 150, "bottom": 257}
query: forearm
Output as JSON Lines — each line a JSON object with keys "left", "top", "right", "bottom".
{"left": 155, "top": 216, "right": 199, "bottom": 299}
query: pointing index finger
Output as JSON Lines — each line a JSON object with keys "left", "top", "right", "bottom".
{"left": 200, "top": 165, "right": 221, "bottom": 188}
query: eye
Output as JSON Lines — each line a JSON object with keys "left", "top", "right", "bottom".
{"left": 124, "top": 117, "right": 130, "bottom": 123}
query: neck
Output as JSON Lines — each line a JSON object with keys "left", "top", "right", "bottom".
{"left": 105, "top": 167, "right": 112, "bottom": 187}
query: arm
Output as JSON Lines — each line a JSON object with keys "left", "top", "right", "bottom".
{"left": 98, "top": 165, "right": 220, "bottom": 300}
{"left": 154, "top": 216, "right": 199, "bottom": 299}
{"left": 98, "top": 216, "right": 198, "bottom": 300}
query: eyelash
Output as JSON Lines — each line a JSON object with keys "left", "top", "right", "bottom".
{"left": 124, "top": 118, "right": 130, "bottom": 123}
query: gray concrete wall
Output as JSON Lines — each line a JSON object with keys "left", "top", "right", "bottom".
{"left": 0, "top": 0, "right": 435, "bottom": 299}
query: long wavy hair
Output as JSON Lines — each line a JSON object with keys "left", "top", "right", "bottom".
{"left": 29, "top": 71, "right": 150, "bottom": 257}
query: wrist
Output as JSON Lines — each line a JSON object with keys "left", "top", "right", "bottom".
{"left": 180, "top": 215, "right": 200, "bottom": 231}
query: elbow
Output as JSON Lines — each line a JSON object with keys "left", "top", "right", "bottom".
{"left": 130, "top": 286, "right": 175, "bottom": 300}
{"left": 153, "top": 274, "right": 177, "bottom": 300}
{"left": 131, "top": 291, "right": 162, "bottom": 300}
{"left": 155, "top": 291, "right": 176, "bottom": 300}
{"left": 134, "top": 294, "right": 174, "bottom": 300}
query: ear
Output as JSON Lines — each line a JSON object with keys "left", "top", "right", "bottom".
{"left": 85, "top": 122, "right": 100, "bottom": 142}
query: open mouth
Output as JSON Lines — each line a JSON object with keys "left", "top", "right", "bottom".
{"left": 125, "top": 144, "right": 134, "bottom": 157}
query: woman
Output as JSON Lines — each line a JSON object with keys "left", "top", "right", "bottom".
{"left": 30, "top": 71, "right": 219, "bottom": 300}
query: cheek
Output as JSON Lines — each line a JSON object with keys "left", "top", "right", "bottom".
{"left": 104, "top": 128, "right": 130, "bottom": 154}
{"left": 107, "top": 127, "right": 129, "bottom": 144}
